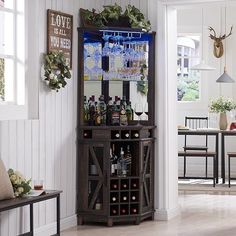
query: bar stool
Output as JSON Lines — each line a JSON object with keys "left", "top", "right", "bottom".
{"left": 178, "top": 151, "right": 217, "bottom": 187}
{"left": 227, "top": 152, "right": 236, "bottom": 187}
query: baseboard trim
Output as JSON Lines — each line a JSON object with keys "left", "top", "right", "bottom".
{"left": 35, "top": 214, "right": 77, "bottom": 236}
{"left": 154, "top": 206, "right": 180, "bottom": 221}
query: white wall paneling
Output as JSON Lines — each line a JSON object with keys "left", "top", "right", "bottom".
{"left": 0, "top": 0, "right": 160, "bottom": 235}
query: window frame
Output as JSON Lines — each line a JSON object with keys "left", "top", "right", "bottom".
{"left": 177, "top": 33, "right": 203, "bottom": 104}
{"left": 0, "top": 0, "right": 28, "bottom": 120}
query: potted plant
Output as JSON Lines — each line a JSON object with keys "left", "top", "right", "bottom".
{"left": 209, "top": 96, "right": 236, "bottom": 130}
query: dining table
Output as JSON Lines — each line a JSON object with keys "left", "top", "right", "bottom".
{"left": 178, "top": 128, "right": 236, "bottom": 184}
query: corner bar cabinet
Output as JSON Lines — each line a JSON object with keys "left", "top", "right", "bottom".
{"left": 77, "top": 27, "right": 156, "bottom": 226}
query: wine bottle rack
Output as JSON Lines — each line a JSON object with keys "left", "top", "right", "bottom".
{"left": 109, "top": 178, "right": 139, "bottom": 216}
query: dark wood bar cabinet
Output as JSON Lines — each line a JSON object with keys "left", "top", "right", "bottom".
{"left": 77, "top": 27, "right": 156, "bottom": 226}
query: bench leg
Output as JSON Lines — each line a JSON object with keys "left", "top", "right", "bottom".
{"left": 30, "top": 204, "right": 34, "bottom": 236}
{"left": 57, "top": 195, "right": 61, "bottom": 235}
{"left": 229, "top": 156, "right": 231, "bottom": 188}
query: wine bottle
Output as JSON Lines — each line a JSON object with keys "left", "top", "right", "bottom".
{"left": 106, "top": 96, "right": 113, "bottom": 125}
{"left": 122, "top": 196, "right": 128, "bottom": 201}
{"left": 120, "top": 207, "right": 127, "bottom": 215}
{"left": 83, "top": 96, "right": 89, "bottom": 123}
{"left": 131, "top": 195, "right": 136, "bottom": 201}
{"left": 98, "top": 95, "right": 106, "bottom": 125}
{"left": 112, "top": 131, "right": 120, "bottom": 139}
{"left": 111, "top": 196, "right": 117, "bottom": 202}
{"left": 126, "top": 101, "right": 134, "bottom": 122}
{"left": 110, "top": 148, "right": 115, "bottom": 176}
{"left": 94, "top": 101, "right": 101, "bottom": 126}
{"left": 120, "top": 103, "right": 128, "bottom": 126}
{"left": 111, "top": 183, "right": 118, "bottom": 190}
{"left": 112, "top": 144, "right": 118, "bottom": 175}
{"left": 111, "top": 208, "right": 118, "bottom": 215}
{"left": 111, "top": 101, "right": 120, "bottom": 126}
{"left": 130, "top": 207, "right": 138, "bottom": 214}
{"left": 132, "top": 131, "right": 139, "bottom": 138}
{"left": 124, "top": 145, "right": 132, "bottom": 175}
{"left": 88, "top": 95, "right": 96, "bottom": 126}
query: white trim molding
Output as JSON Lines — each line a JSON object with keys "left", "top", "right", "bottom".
{"left": 35, "top": 215, "right": 77, "bottom": 236}
{"left": 155, "top": 207, "right": 180, "bottom": 221}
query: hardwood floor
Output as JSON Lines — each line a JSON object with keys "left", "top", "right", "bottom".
{"left": 62, "top": 190, "right": 236, "bottom": 236}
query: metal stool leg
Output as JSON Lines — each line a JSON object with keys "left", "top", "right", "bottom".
{"left": 228, "top": 156, "right": 231, "bottom": 188}
{"left": 184, "top": 156, "right": 186, "bottom": 177}
{"left": 205, "top": 156, "right": 208, "bottom": 178}
{"left": 213, "top": 156, "right": 216, "bottom": 187}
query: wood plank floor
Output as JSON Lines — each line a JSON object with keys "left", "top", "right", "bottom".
{"left": 62, "top": 190, "right": 236, "bottom": 236}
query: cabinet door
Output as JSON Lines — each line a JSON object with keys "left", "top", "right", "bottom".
{"left": 140, "top": 140, "right": 154, "bottom": 213}
{"left": 78, "top": 142, "right": 109, "bottom": 215}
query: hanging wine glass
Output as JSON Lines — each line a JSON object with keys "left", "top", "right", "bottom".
{"left": 102, "top": 32, "right": 111, "bottom": 56}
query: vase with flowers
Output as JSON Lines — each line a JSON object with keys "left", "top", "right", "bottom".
{"left": 209, "top": 96, "right": 236, "bottom": 130}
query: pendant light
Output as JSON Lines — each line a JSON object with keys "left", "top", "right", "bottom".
{"left": 191, "top": 8, "right": 215, "bottom": 71}
{"left": 216, "top": 4, "right": 234, "bottom": 83}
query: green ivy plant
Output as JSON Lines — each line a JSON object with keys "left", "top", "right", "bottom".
{"left": 43, "top": 51, "right": 71, "bottom": 92}
{"left": 80, "top": 3, "right": 151, "bottom": 31}
{"left": 123, "top": 5, "right": 151, "bottom": 32}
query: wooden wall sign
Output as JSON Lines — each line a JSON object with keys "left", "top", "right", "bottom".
{"left": 47, "top": 9, "right": 73, "bottom": 68}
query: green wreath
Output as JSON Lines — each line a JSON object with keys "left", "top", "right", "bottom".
{"left": 44, "top": 51, "right": 71, "bottom": 92}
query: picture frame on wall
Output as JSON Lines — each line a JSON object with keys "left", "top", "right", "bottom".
{"left": 47, "top": 9, "right": 73, "bottom": 69}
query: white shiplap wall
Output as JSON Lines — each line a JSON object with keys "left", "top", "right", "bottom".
{"left": 0, "top": 0, "right": 156, "bottom": 235}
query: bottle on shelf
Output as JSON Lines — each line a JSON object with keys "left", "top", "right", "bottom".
{"left": 120, "top": 206, "right": 128, "bottom": 215}
{"left": 83, "top": 96, "right": 89, "bottom": 123}
{"left": 110, "top": 206, "right": 118, "bottom": 216}
{"left": 106, "top": 96, "right": 113, "bottom": 126}
{"left": 120, "top": 180, "right": 129, "bottom": 190}
{"left": 94, "top": 101, "right": 101, "bottom": 126}
{"left": 132, "top": 131, "right": 139, "bottom": 139}
{"left": 111, "top": 101, "right": 120, "bottom": 126}
{"left": 131, "top": 179, "right": 139, "bottom": 189}
{"left": 124, "top": 145, "right": 132, "bottom": 176}
{"left": 88, "top": 95, "right": 96, "bottom": 126}
{"left": 115, "top": 96, "right": 121, "bottom": 110}
{"left": 111, "top": 130, "right": 120, "bottom": 139}
{"left": 120, "top": 103, "right": 128, "bottom": 126}
{"left": 121, "top": 192, "right": 129, "bottom": 202}
{"left": 110, "top": 193, "right": 119, "bottom": 203}
{"left": 121, "top": 131, "right": 130, "bottom": 139}
{"left": 110, "top": 145, "right": 118, "bottom": 176}
{"left": 130, "top": 206, "right": 138, "bottom": 214}
{"left": 130, "top": 192, "right": 138, "bottom": 202}
{"left": 98, "top": 95, "right": 106, "bottom": 125}
{"left": 126, "top": 101, "right": 134, "bottom": 123}
{"left": 117, "top": 147, "right": 127, "bottom": 177}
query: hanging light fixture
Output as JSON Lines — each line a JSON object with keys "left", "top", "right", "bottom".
{"left": 191, "top": 8, "right": 215, "bottom": 71}
{"left": 216, "top": 4, "right": 234, "bottom": 83}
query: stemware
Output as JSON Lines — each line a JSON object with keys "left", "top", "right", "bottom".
{"left": 134, "top": 103, "right": 143, "bottom": 126}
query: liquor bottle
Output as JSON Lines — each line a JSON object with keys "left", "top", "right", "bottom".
{"left": 112, "top": 131, "right": 120, "bottom": 139}
{"left": 126, "top": 101, "right": 134, "bottom": 123}
{"left": 106, "top": 96, "right": 113, "bottom": 125}
{"left": 98, "top": 95, "right": 106, "bottom": 125}
{"left": 94, "top": 101, "right": 101, "bottom": 126}
{"left": 124, "top": 145, "right": 132, "bottom": 175}
{"left": 88, "top": 95, "right": 96, "bottom": 126}
{"left": 111, "top": 101, "right": 120, "bottom": 126}
{"left": 122, "top": 96, "right": 127, "bottom": 109}
{"left": 120, "top": 103, "right": 128, "bottom": 126}
{"left": 83, "top": 96, "right": 89, "bottom": 123}
{"left": 115, "top": 96, "right": 121, "bottom": 110}
{"left": 112, "top": 144, "right": 118, "bottom": 175}
{"left": 110, "top": 148, "right": 115, "bottom": 176}
{"left": 117, "top": 147, "right": 127, "bottom": 177}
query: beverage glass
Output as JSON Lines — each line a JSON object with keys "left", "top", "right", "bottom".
{"left": 134, "top": 103, "right": 143, "bottom": 126}
{"left": 34, "top": 180, "right": 44, "bottom": 190}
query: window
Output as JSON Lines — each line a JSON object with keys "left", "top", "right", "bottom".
{"left": 0, "top": 0, "right": 25, "bottom": 104}
{"left": 0, "top": 0, "right": 27, "bottom": 119}
{"left": 177, "top": 35, "right": 200, "bottom": 102}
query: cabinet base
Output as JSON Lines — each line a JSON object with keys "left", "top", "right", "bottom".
{"left": 77, "top": 211, "right": 154, "bottom": 226}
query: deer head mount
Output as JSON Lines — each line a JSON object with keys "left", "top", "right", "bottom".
{"left": 208, "top": 26, "right": 233, "bottom": 58}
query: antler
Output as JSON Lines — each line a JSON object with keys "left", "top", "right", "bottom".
{"left": 221, "top": 25, "right": 233, "bottom": 40}
{"left": 208, "top": 26, "right": 217, "bottom": 40}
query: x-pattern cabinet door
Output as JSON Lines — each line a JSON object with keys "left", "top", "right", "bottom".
{"left": 78, "top": 142, "right": 109, "bottom": 215}
{"left": 140, "top": 140, "right": 154, "bottom": 214}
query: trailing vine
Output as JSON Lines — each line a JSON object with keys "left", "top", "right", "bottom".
{"left": 43, "top": 51, "right": 71, "bottom": 92}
